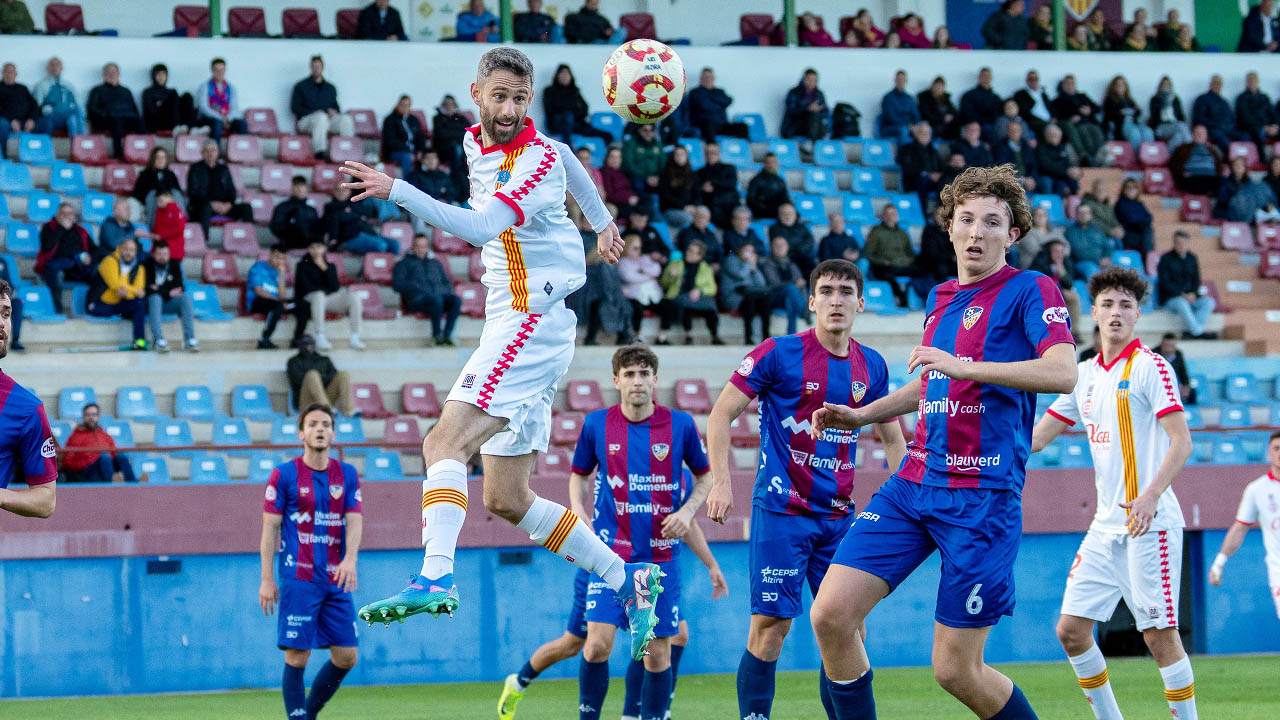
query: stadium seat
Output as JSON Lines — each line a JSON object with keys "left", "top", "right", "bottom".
{"left": 123, "top": 134, "right": 156, "bottom": 166}
{"left": 571, "top": 136, "right": 607, "bottom": 168}
{"left": 102, "top": 163, "right": 137, "bottom": 194}
{"left": 244, "top": 107, "right": 280, "bottom": 137}
{"left": 1182, "top": 404, "right": 1205, "bottom": 430}
{"left": 212, "top": 417, "right": 252, "bottom": 451}
{"left": 19, "top": 285, "right": 65, "bottom": 322}
{"left": 1223, "top": 373, "right": 1262, "bottom": 403}
{"left": 739, "top": 13, "right": 776, "bottom": 45}
{"left": 350, "top": 383, "right": 392, "bottom": 419}
{"left": 189, "top": 284, "right": 233, "bottom": 320}
{"left": 332, "top": 7, "right": 360, "bottom": 38}
{"left": 814, "top": 140, "right": 849, "bottom": 168}
{"left": 59, "top": 386, "right": 97, "bottom": 421}
{"left": 69, "top": 134, "right": 109, "bottom": 165}
{"left": 532, "top": 447, "right": 571, "bottom": 481}
{"left": 49, "top": 420, "right": 72, "bottom": 445}
{"left": 766, "top": 139, "right": 802, "bottom": 167}
{"left": 254, "top": 162, "right": 290, "bottom": 195}
{"left": 240, "top": 191, "right": 272, "bottom": 225}
{"left": 1217, "top": 404, "right": 1250, "bottom": 428}
{"left": 49, "top": 161, "right": 86, "bottom": 195}
{"left": 282, "top": 7, "right": 321, "bottom": 37}
{"left": 270, "top": 415, "right": 299, "bottom": 445}
{"left": 1103, "top": 141, "right": 1137, "bottom": 170}
{"left": 716, "top": 137, "right": 753, "bottom": 167}
{"left": 169, "top": 135, "right": 202, "bottom": 165}
{"left": 228, "top": 6, "right": 268, "bottom": 36}
{"left": 1029, "top": 194, "right": 1067, "bottom": 225}
{"left": 792, "top": 193, "right": 826, "bottom": 226}
{"left": 890, "top": 194, "right": 925, "bottom": 227}
{"left": 333, "top": 417, "right": 367, "bottom": 451}
{"left": 1058, "top": 435, "right": 1092, "bottom": 467}
{"left": 153, "top": 418, "right": 195, "bottom": 455}
{"left": 620, "top": 12, "right": 656, "bottom": 40}
{"left": 24, "top": 191, "right": 58, "bottom": 224}
{"left": 566, "top": 380, "right": 606, "bottom": 413}
{"left": 1259, "top": 224, "right": 1280, "bottom": 250}
{"left": 99, "top": 418, "right": 134, "bottom": 448}
{"left": 673, "top": 378, "right": 713, "bottom": 414}
{"left": 458, "top": 283, "right": 486, "bottom": 317}
{"left": 1111, "top": 250, "right": 1143, "bottom": 272}
{"left": 650, "top": 221, "right": 672, "bottom": 249}
{"left": 402, "top": 382, "right": 441, "bottom": 417}
{"left": 862, "top": 281, "right": 903, "bottom": 314}
{"left": 850, "top": 168, "right": 884, "bottom": 194}
{"left": 231, "top": 384, "right": 275, "bottom": 420}
{"left": 380, "top": 221, "right": 412, "bottom": 250}
{"left": 733, "top": 113, "right": 767, "bottom": 142}
{"left": 173, "top": 4, "right": 210, "bottom": 34}
{"left": 328, "top": 136, "right": 362, "bottom": 164}
{"left": 16, "top": 133, "right": 54, "bottom": 165}
{"left": 1180, "top": 195, "right": 1211, "bottom": 223}
{"left": 349, "top": 283, "right": 397, "bottom": 319}
{"left": 134, "top": 455, "right": 171, "bottom": 484}
{"left": 4, "top": 222, "right": 39, "bottom": 257}
{"left": 224, "top": 134, "right": 263, "bottom": 165}
{"left": 678, "top": 137, "right": 704, "bottom": 169}
{"left": 279, "top": 135, "right": 317, "bottom": 166}
{"left": 70, "top": 285, "right": 110, "bottom": 321}
{"left": 45, "top": 4, "right": 85, "bottom": 33}
{"left": 842, "top": 194, "right": 877, "bottom": 226}
{"left": 858, "top": 139, "right": 897, "bottom": 168}
{"left": 1137, "top": 141, "right": 1169, "bottom": 168}
{"left": 174, "top": 385, "right": 217, "bottom": 421}
{"left": 0, "top": 253, "right": 18, "bottom": 287}
{"left": 361, "top": 253, "right": 395, "bottom": 285}
{"left": 0, "top": 162, "right": 33, "bottom": 193}
{"left": 589, "top": 111, "right": 623, "bottom": 141}
{"left": 1228, "top": 141, "right": 1263, "bottom": 171}
{"left": 384, "top": 416, "right": 422, "bottom": 447}
{"left": 1142, "top": 168, "right": 1173, "bottom": 196}
{"left": 1261, "top": 248, "right": 1280, "bottom": 278}
{"left": 803, "top": 168, "right": 838, "bottom": 196}
{"left": 1219, "top": 222, "right": 1257, "bottom": 252}
{"left": 200, "top": 253, "right": 241, "bottom": 287}
{"left": 1211, "top": 435, "right": 1250, "bottom": 465}
{"left": 311, "top": 165, "right": 340, "bottom": 193}
{"left": 1190, "top": 433, "right": 1215, "bottom": 464}
{"left": 363, "top": 450, "right": 404, "bottom": 481}
{"left": 187, "top": 453, "right": 229, "bottom": 483}
{"left": 115, "top": 386, "right": 159, "bottom": 422}
{"left": 551, "top": 411, "right": 585, "bottom": 446}
{"left": 219, "top": 222, "right": 259, "bottom": 257}
{"left": 75, "top": 191, "right": 111, "bottom": 225}
{"left": 1239, "top": 431, "right": 1271, "bottom": 463}
{"left": 729, "top": 413, "right": 758, "bottom": 448}
{"left": 0, "top": 195, "right": 9, "bottom": 223}
{"left": 247, "top": 452, "right": 285, "bottom": 483}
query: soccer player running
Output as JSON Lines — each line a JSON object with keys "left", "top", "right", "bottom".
{"left": 704, "top": 258, "right": 906, "bottom": 720}
{"left": 1032, "top": 267, "right": 1198, "bottom": 720}
{"left": 259, "top": 403, "right": 363, "bottom": 720}
{"left": 0, "top": 281, "right": 57, "bottom": 518}
{"left": 1209, "top": 430, "right": 1280, "bottom": 620}
{"left": 338, "top": 48, "right": 664, "bottom": 661}
{"left": 808, "top": 165, "right": 1078, "bottom": 720}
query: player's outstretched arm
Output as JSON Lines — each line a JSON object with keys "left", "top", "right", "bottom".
{"left": 1121, "top": 410, "right": 1192, "bottom": 538}
{"left": 259, "top": 511, "right": 283, "bottom": 616}
{"left": 568, "top": 471, "right": 592, "bottom": 523}
{"left": 873, "top": 419, "right": 908, "bottom": 473}
{"left": 706, "top": 384, "right": 752, "bottom": 524}
{"left": 1031, "top": 414, "right": 1071, "bottom": 453}
{"left": 811, "top": 376, "right": 921, "bottom": 437}
{"left": 665, "top": 471, "right": 713, "bottom": 539}
{"left": 908, "top": 342, "right": 1078, "bottom": 394}
{"left": 682, "top": 519, "right": 728, "bottom": 599}
{"left": 334, "top": 512, "right": 361, "bottom": 593}
{"left": 0, "top": 482, "right": 55, "bottom": 518}
{"left": 1209, "top": 520, "right": 1252, "bottom": 585}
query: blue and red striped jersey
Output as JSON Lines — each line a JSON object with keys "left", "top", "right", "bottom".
{"left": 263, "top": 457, "right": 362, "bottom": 585}
{"left": 0, "top": 371, "right": 57, "bottom": 489}
{"left": 895, "top": 265, "right": 1074, "bottom": 494}
{"left": 729, "top": 328, "right": 889, "bottom": 519}
{"left": 571, "top": 404, "right": 710, "bottom": 563}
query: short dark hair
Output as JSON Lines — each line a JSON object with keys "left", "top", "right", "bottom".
{"left": 310, "top": 54, "right": 323, "bottom": 64}
{"left": 292, "top": 175, "right": 307, "bottom": 186}
{"left": 612, "top": 344, "right": 659, "bottom": 376}
{"left": 211, "top": 58, "right": 225, "bottom": 68}
{"left": 1088, "top": 266, "right": 1148, "bottom": 303}
{"left": 1270, "top": 429, "right": 1280, "bottom": 444}
{"left": 297, "top": 403, "right": 335, "bottom": 431}
{"left": 0, "top": 280, "right": 12, "bottom": 302}
{"left": 152, "top": 239, "right": 169, "bottom": 251}
{"left": 82, "top": 402, "right": 99, "bottom": 414}
{"left": 1161, "top": 332, "right": 1177, "bottom": 342}
{"left": 269, "top": 243, "right": 287, "bottom": 254}
{"left": 810, "top": 259, "right": 864, "bottom": 297}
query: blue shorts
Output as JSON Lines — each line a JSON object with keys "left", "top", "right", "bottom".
{"left": 750, "top": 505, "right": 853, "bottom": 618}
{"left": 566, "top": 568, "right": 590, "bottom": 639}
{"left": 832, "top": 476, "right": 1022, "bottom": 628}
{"left": 277, "top": 579, "right": 359, "bottom": 650}
{"left": 585, "top": 561, "right": 681, "bottom": 638}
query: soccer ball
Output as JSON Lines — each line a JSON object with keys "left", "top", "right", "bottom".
{"left": 602, "top": 40, "right": 685, "bottom": 124}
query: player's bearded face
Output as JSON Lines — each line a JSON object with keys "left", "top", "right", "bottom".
{"left": 947, "top": 196, "right": 1018, "bottom": 281}
{"left": 474, "top": 71, "right": 531, "bottom": 146}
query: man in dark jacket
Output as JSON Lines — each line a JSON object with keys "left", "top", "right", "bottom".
{"left": 759, "top": 235, "right": 807, "bottom": 334}
{"left": 1169, "top": 124, "right": 1224, "bottom": 196}
{"left": 292, "top": 239, "right": 365, "bottom": 350}
{"left": 290, "top": 55, "right": 355, "bottom": 160}
{"left": 1157, "top": 230, "right": 1217, "bottom": 339}
{"left": 286, "top": 334, "right": 355, "bottom": 416}
{"left": 323, "top": 186, "right": 396, "bottom": 254}
{"left": 721, "top": 206, "right": 766, "bottom": 257}
{"left": 564, "top": 0, "right": 613, "bottom": 43}
{"left": 1235, "top": 71, "right": 1279, "bottom": 154}
{"left": 676, "top": 207, "right": 723, "bottom": 265}
{"left": 1052, "top": 74, "right": 1105, "bottom": 166}
{"left": 187, "top": 141, "right": 252, "bottom": 236}
{"left": 981, "top": 0, "right": 1028, "bottom": 50}
{"left": 781, "top": 68, "right": 829, "bottom": 141}
{"left": 393, "top": 234, "right": 460, "bottom": 345}
{"left": 879, "top": 70, "right": 921, "bottom": 145}
{"left": 86, "top": 62, "right": 140, "bottom": 159}
{"left": 269, "top": 176, "right": 320, "bottom": 249}
{"left": 687, "top": 68, "right": 747, "bottom": 141}
{"left": 1192, "top": 75, "right": 1247, "bottom": 153}
{"left": 1035, "top": 123, "right": 1080, "bottom": 195}
{"left": 432, "top": 94, "right": 471, "bottom": 169}
{"left": 1237, "top": 0, "right": 1279, "bottom": 52}
{"left": 143, "top": 239, "right": 198, "bottom": 352}
{"left": 898, "top": 122, "right": 943, "bottom": 209}
{"left": 951, "top": 121, "right": 993, "bottom": 168}
{"left": 1011, "top": 69, "right": 1053, "bottom": 139}
{"left": 356, "top": 0, "right": 406, "bottom": 40}
{"left": 406, "top": 150, "right": 455, "bottom": 206}
{"left": 958, "top": 67, "right": 1003, "bottom": 138}
{"left": 513, "top": 0, "right": 556, "bottom": 42}
{"left": 694, "top": 142, "right": 739, "bottom": 227}
{"left": 381, "top": 94, "right": 427, "bottom": 177}
{"left": 992, "top": 121, "right": 1040, "bottom": 192}
{"left": 746, "top": 153, "right": 789, "bottom": 220}
{"left": 769, "top": 202, "right": 817, "bottom": 280}
{"left": 36, "top": 203, "right": 93, "bottom": 314}
{"left": 0, "top": 62, "right": 47, "bottom": 160}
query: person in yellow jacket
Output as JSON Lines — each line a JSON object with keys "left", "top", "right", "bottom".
{"left": 656, "top": 239, "right": 723, "bottom": 346}
{"left": 86, "top": 236, "right": 149, "bottom": 349}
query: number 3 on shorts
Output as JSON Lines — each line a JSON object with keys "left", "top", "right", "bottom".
{"left": 966, "top": 583, "right": 984, "bottom": 615}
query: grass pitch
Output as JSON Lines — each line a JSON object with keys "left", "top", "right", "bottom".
{"left": 1, "top": 655, "right": 1276, "bottom": 719}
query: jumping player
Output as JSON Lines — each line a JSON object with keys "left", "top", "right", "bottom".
{"left": 0, "top": 281, "right": 56, "bottom": 518}
{"left": 809, "top": 164, "right": 1077, "bottom": 720}
{"left": 339, "top": 48, "right": 664, "bottom": 661}
{"left": 1032, "top": 267, "right": 1198, "bottom": 720}
{"left": 1209, "top": 430, "right": 1280, "bottom": 619}
{"left": 259, "top": 403, "right": 363, "bottom": 720}
{"left": 704, "top": 259, "right": 906, "bottom": 720}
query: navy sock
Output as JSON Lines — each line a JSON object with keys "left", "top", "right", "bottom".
{"left": 819, "top": 665, "right": 836, "bottom": 720}
{"left": 282, "top": 664, "right": 306, "bottom": 719}
{"left": 669, "top": 644, "right": 685, "bottom": 702}
{"left": 640, "top": 667, "right": 673, "bottom": 720}
{"left": 827, "top": 668, "right": 876, "bottom": 720}
{"left": 578, "top": 658, "right": 610, "bottom": 720}
{"left": 987, "top": 684, "right": 1038, "bottom": 720}
{"left": 736, "top": 650, "right": 777, "bottom": 720}
{"left": 622, "top": 659, "right": 644, "bottom": 717}
{"left": 517, "top": 659, "right": 541, "bottom": 688}
{"left": 304, "top": 660, "right": 350, "bottom": 718}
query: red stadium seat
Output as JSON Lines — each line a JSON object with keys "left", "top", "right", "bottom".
{"left": 1260, "top": 249, "right": 1280, "bottom": 278}
{"left": 1103, "top": 141, "right": 1137, "bottom": 170}
{"left": 201, "top": 253, "right": 242, "bottom": 286}
{"left": 228, "top": 6, "right": 267, "bottom": 37}
{"left": 380, "top": 222, "right": 412, "bottom": 251}
{"left": 123, "top": 134, "right": 156, "bottom": 166}
{"left": 434, "top": 230, "right": 472, "bottom": 256}
{"left": 278, "top": 135, "right": 316, "bottom": 166}
{"left": 740, "top": 14, "right": 776, "bottom": 44}
{"left": 70, "top": 134, "right": 108, "bottom": 165}
{"left": 349, "top": 283, "right": 397, "bottom": 319}
{"left": 103, "top": 163, "right": 137, "bottom": 194}
{"left": 183, "top": 224, "right": 208, "bottom": 257}
{"left": 347, "top": 109, "right": 380, "bottom": 139}
{"left": 244, "top": 107, "right": 281, "bottom": 137}
{"left": 410, "top": 109, "right": 430, "bottom": 135}
{"left": 336, "top": 8, "right": 360, "bottom": 38}
{"left": 311, "top": 165, "right": 340, "bottom": 193}
{"left": 282, "top": 8, "right": 321, "bottom": 38}
{"left": 259, "top": 162, "right": 292, "bottom": 194}
{"left": 729, "top": 413, "right": 759, "bottom": 448}
{"left": 173, "top": 134, "right": 203, "bottom": 164}
{"left": 170, "top": 162, "right": 189, "bottom": 189}
{"left": 566, "top": 380, "right": 605, "bottom": 413}
{"left": 243, "top": 191, "right": 274, "bottom": 224}
{"left": 226, "top": 134, "right": 264, "bottom": 165}
{"left": 550, "top": 411, "right": 585, "bottom": 446}
{"left": 1219, "top": 222, "right": 1258, "bottom": 252}
{"left": 384, "top": 416, "right": 422, "bottom": 446}
{"left": 457, "top": 282, "right": 486, "bottom": 317}
{"left": 1228, "top": 141, "right": 1263, "bottom": 171}
{"left": 327, "top": 254, "right": 351, "bottom": 285}
{"left": 468, "top": 252, "right": 485, "bottom": 281}
{"left": 351, "top": 383, "right": 392, "bottom": 418}
{"left": 1258, "top": 224, "right": 1280, "bottom": 249}
{"left": 620, "top": 12, "right": 656, "bottom": 41}
{"left": 1180, "top": 195, "right": 1211, "bottom": 223}
{"left": 306, "top": 193, "right": 329, "bottom": 212}
{"left": 532, "top": 447, "right": 572, "bottom": 481}
{"left": 1137, "top": 141, "right": 1169, "bottom": 168}
{"left": 328, "top": 136, "right": 362, "bottom": 164}
{"left": 173, "top": 5, "right": 210, "bottom": 34}
{"left": 402, "top": 382, "right": 441, "bottom": 418}
{"left": 361, "top": 253, "right": 395, "bottom": 284}
{"left": 1142, "top": 167, "right": 1173, "bottom": 196}
{"left": 220, "top": 222, "right": 260, "bottom": 257}
{"left": 673, "top": 378, "right": 713, "bottom": 414}
{"left": 45, "top": 3, "right": 84, "bottom": 33}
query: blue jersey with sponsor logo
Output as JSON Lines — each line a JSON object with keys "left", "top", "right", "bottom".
{"left": 0, "top": 371, "right": 57, "bottom": 489}
{"left": 264, "top": 457, "right": 362, "bottom": 585}
{"left": 895, "top": 265, "right": 1074, "bottom": 494}
{"left": 730, "top": 328, "right": 889, "bottom": 519}
{"left": 571, "top": 405, "right": 710, "bottom": 563}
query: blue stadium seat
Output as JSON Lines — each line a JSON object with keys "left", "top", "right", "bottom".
{"left": 803, "top": 168, "right": 838, "bottom": 196}
{"left": 680, "top": 137, "right": 704, "bottom": 169}
{"left": 588, "top": 111, "right": 623, "bottom": 141}
{"left": 1274, "top": 373, "right": 1280, "bottom": 400}
{"left": 232, "top": 385, "right": 275, "bottom": 420}
{"left": 134, "top": 455, "right": 171, "bottom": 484}
{"left": 71, "top": 286, "right": 114, "bottom": 322}
{"left": 16, "top": 133, "right": 55, "bottom": 165}
{"left": 270, "top": 415, "right": 299, "bottom": 444}
{"left": 1035, "top": 438, "right": 1063, "bottom": 467}
{"left": 850, "top": 168, "right": 885, "bottom": 195}
{"left": 813, "top": 140, "right": 850, "bottom": 168}
{"left": 115, "top": 386, "right": 159, "bottom": 421}
{"left": 0, "top": 194, "right": 8, "bottom": 222}
{"left": 766, "top": 139, "right": 801, "bottom": 167}
{"left": 1212, "top": 435, "right": 1250, "bottom": 465}
{"left": 80, "top": 191, "right": 113, "bottom": 224}
{"left": 862, "top": 281, "right": 904, "bottom": 314}
{"left": 212, "top": 417, "right": 253, "bottom": 455}
{"left": 247, "top": 452, "right": 286, "bottom": 483}
{"left": 792, "top": 193, "right": 826, "bottom": 226}
{"left": 1223, "top": 373, "right": 1261, "bottom": 403}
{"left": 49, "top": 420, "right": 72, "bottom": 445}
{"left": 1240, "top": 431, "right": 1271, "bottom": 463}
{"left": 188, "top": 452, "right": 229, "bottom": 483}
{"left": 648, "top": 221, "right": 671, "bottom": 250}
{"left": 887, "top": 375, "right": 909, "bottom": 394}
{"left": 718, "top": 137, "right": 753, "bottom": 167}
{"left": 24, "top": 191, "right": 58, "bottom": 224}
{"left": 188, "top": 284, "right": 232, "bottom": 321}
{"left": 174, "top": 385, "right": 217, "bottom": 421}
{"left": 570, "top": 135, "right": 607, "bottom": 167}
{"left": 890, "top": 194, "right": 925, "bottom": 228}
{"left": 58, "top": 386, "right": 97, "bottom": 420}
{"left": 4, "top": 221, "right": 39, "bottom": 257}
{"left": 1111, "top": 250, "right": 1144, "bottom": 273}
{"left": 0, "top": 161, "right": 33, "bottom": 193}
{"left": 1182, "top": 404, "right": 1205, "bottom": 429}
{"left": 1029, "top": 194, "right": 1067, "bottom": 225}
{"left": 1058, "top": 435, "right": 1092, "bottom": 468}
{"left": 49, "top": 161, "right": 86, "bottom": 195}
{"left": 1272, "top": 404, "right": 1280, "bottom": 427}
{"left": 732, "top": 113, "right": 767, "bottom": 142}
{"left": 1191, "top": 432, "right": 1216, "bottom": 464}
{"left": 858, "top": 139, "right": 896, "bottom": 168}
{"left": 841, "top": 194, "right": 878, "bottom": 226}
{"left": 1187, "top": 374, "right": 1212, "bottom": 404}
{"left": 19, "top": 285, "right": 65, "bottom": 322}
{"left": 154, "top": 417, "right": 195, "bottom": 456}
{"left": 333, "top": 416, "right": 367, "bottom": 456}
{"left": 99, "top": 418, "right": 135, "bottom": 448}
{"left": 0, "top": 253, "right": 21, "bottom": 287}
{"left": 363, "top": 450, "right": 404, "bottom": 481}
{"left": 1217, "top": 404, "right": 1250, "bottom": 428}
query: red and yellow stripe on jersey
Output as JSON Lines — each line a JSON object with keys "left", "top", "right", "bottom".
{"left": 1116, "top": 350, "right": 1140, "bottom": 511}
{"left": 494, "top": 147, "right": 529, "bottom": 313}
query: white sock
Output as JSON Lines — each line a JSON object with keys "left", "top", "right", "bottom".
{"left": 516, "top": 496, "right": 626, "bottom": 590}
{"left": 419, "top": 459, "right": 468, "bottom": 579}
{"left": 1159, "top": 655, "right": 1197, "bottom": 720}
{"left": 1068, "top": 644, "right": 1123, "bottom": 720}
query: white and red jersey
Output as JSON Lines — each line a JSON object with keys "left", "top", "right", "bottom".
{"left": 462, "top": 117, "right": 586, "bottom": 314}
{"left": 1047, "top": 338, "right": 1186, "bottom": 535}
{"left": 1235, "top": 471, "right": 1280, "bottom": 567}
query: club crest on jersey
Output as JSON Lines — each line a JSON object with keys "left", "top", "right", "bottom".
{"left": 962, "top": 306, "right": 984, "bottom": 330}
{"left": 329, "top": 484, "right": 343, "bottom": 500}
{"left": 652, "top": 443, "right": 669, "bottom": 461}
{"left": 851, "top": 381, "right": 867, "bottom": 403}
{"left": 496, "top": 169, "right": 511, "bottom": 185}
{"left": 737, "top": 356, "right": 755, "bottom": 377}
{"left": 265, "top": 485, "right": 277, "bottom": 502}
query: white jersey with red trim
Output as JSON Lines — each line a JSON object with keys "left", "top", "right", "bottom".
{"left": 1047, "top": 338, "right": 1186, "bottom": 535}
{"left": 1235, "top": 471, "right": 1280, "bottom": 567}
{"left": 463, "top": 117, "right": 586, "bottom": 314}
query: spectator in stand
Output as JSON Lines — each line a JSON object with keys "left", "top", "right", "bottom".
{"left": 675, "top": 206, "right": 723, "bottom": 266}
{"left": 61, "top": 404, "right": 136, "bottom": 483}
{"left": 87, "top": 62, "right": 141, "bottom": 160}
{"left": 542, "top": 64, "right": 611, "bottom": 145}
{"left": 1064, "top": 204, "right": 1112, "bottom": 278}
{"left": 99, "top": 197, "right": 151, "bottom": 257}
{"left": 695, "top": 142, "right": 739, "bottom": 228}
{"left": 382, "top": 94, "right": 428, "bottom": 179}
{"left": 246, "top": 245, "right": 290, "bottom": 349}
{"left": 625, "top": 208, "right": 667, "bottom": 265}
{"left": 781, "top": 68, "right": 829, "bottom": 142}
{"left": 959, "top": 67, "right": 1001, "bottom": 139}
{"left": 899, "top": 122, "right": 943, "bottom": 211}
{"left": 883, "top": 29, "right": 904, "bottom": 48}
{"left": 1157, "top": 10, "right": 1185, "bottom": 51}
{"left": 187, "top": 141, "right": 252, "bottom": 236}
{"left": 393, "top": 234, "right": 460, "bottom": 346}
{"left": 133, "top": 147, "right": 184, "bottom": 224}
{"left": 952, "top": 121, "right": 993, "bottom": 169}
{"left": 880, "top": 70, "right": 921, "bottom": 146}
{"left": 576, "top": 145, "right": 605, "bottom": 195}
{"left": 657, "top": 239, "right": 721, "bottom": 345}
{"left": 913, "top": 205, "right": 957, "bottom": 298}
{"left": 405, "top": 150, "right": 455, "bottom": 231}
{"left": 992, "top": 99, "right": 1033, "bottom": 150}
{"left": 1238, "top": 0, "right": 1279, "bottom": 52}
{"left": 36, "top": 203, "right": 93, "bottom": 314}
{"left": 658, "top": 144, "right": 697, "bottom": 228}
{"left": 88, "top": 237, "right": 148, "bottom": 350}
{"left": 194, "top": 58, "right": 245, "bottom": 142}
{"left": 1036, "top": 123, "right": 1080, "bottom": 195}
{"left": 1155, "top": 333, "right": 1196, "bottom": 405}
{"left": 456, "top": 0, "right": 498, "bottom": 39}
{"left": 601, "top": 146, "right": 637, "bottom": 210}
{"left": 622, "top": 122, "right": 663, "bottom": 195}
{"left": 1120, "top": 21, "right": 1152, "bottom": 51}
{"left": 513, "top": 0, "right": 555, "bottom": 42}
{"left": 1127, "top": 8, "right": 1157, "bottom": 41}
{"left": 798, "top": 12, "right": 837, "bottom": 47}
{"left": 32, "top": 57, "right": 86, "bottom": 137}
{"left": 617, "top": 233, "right": 663, "bottom": 339}
{"left": 897, "top": 14, "right": 930, "bottom": 49}
{"left": 1236, "top": 71, "right": 1279, "bottom": 154}
{"left": 840, "top": 27, "right": 861, "bottom": 48}
{"left": 917, "top": 75, "right": 957, "bottom": 140}
{"left": 1012, "top": 69, "right": 1052, "bottom": 139}
{"left": 1028, "top": 4, "right": 1053, "bottom": 49}
{"left": 1079, "top": 178, "right": 1123, "bottom": 235}
{"left": 270, "top": 176, "right": 320, "bottom": 250}
{"left": 324, "top": 186, "right": 398, "bottom": 254}
{"left": 0, "top": 0, "right": 35, "bottom": 33}
{"left": 1103, "top": 75, "right": 1154, "bottom": 152}
{"left": 357, "top": 0, "right": 406, "bottom": 40}
{"left": 932, "top": 25, "right": 954, "bottom": 49}
{"left": 850, "top": 8, "right": 885, "bottom": 47}
{"left": 993, "top": 121, "right": 1040, "bottom": 193}
{"left": 939, "top": 151, "right": 967, "bottom": 189}
{"left": 430, "top": 94, "right": 471, "bottom": 170}
{"left": 143, "top": 239, "right": 198, "bottom": 353}
{"left": 0, "top": 63, "right": 46, "bottom": 160}
{"left": 1052, "top": 74, "right": 1104, "bottom": 166}
{"left": 291, "top": 55, "right": 355, "bottom": 161}
{"left": 1078, "top": 326, "right": 1101, "bottom": 361}
{"left": 1193, "top": 75, "right": 1247, "bottom": 154}
{"left": 719, "top": 243, "right": 772, "bottom": 344}
{"left": 1157, "top": 230, "right": 1217, "bottom": 339}
{"left": 687, "top": 68, "right": 748, "bottom": 141}
{"left": 286, "top": 334, "right": 355, "bottom": 416}
{"left": 1018, "top": 205, "right": 1064, "bottom": 269}
{"left": 722, "top": 206, "right": 765, "bottom": 257}
{"left": 1114, "top": 178, "right": 1153, "bottom": 253}
{"left": 1216, "top": 156, "right": 1280, "bottom": 223}
{"left": 761, "top": 234, "right": 808, "bottom": 334}
{"left": 1169, "top": 124, "right": 1224, "bottom": 196}
{"left": 982, "top": 0, "right": 1028, "bottom": 50}
{"left": 746, "top": 152, "right": 789, "bottom": 221}
{"left": 1169, "top": 23, "right": 1202, "bottom": 52}
{"left": 1084, "top": 8, "right": 1113, "bottom": 49}
{"left": 818, "top": 212, "right": 860, "bottom": 262}
{"left": 770, "top": 202, "right": 817, "bottom": 280}
{"left": 574, "top": 247, "right": 634, "bottom": 346}
{"left": 1266, "top": 155, "right": 1280, "bottom": 201}
{"left": 151, "top": 191, "right": 187, "bottom": 261}
{"left": 291, "top": 238, "right": 366, "bottom": 351}
{"left": 564, "top": 0, "right": 614, "bottom": 44}
{"left": 864, "top": 204, "right": 918, "bottom": 307}
{"left": 1028, "top": 239, "right": 1083, "bottom": 336}
{"left": 1148, "top": 76, "right": 1192, "bottom": 152}
{"left": 139, "top": 63, "right": 181, "bottom": 136}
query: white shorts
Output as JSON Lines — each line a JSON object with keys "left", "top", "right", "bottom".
{"left": 1061, "top": 527, "right": 1183, "bottom": 631}
{"left": 446, "top": 302, "right": 576, "bottom": 456}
